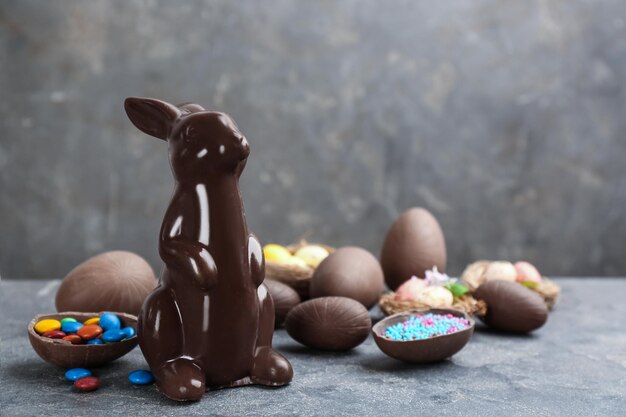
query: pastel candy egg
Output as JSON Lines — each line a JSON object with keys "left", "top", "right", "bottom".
{"left": 417, "top": 286, "right": 454, "bottom": 307}
{"left": 60, "top": 317, "right": 77, "bottom": 325}
{"left": 294, "top": 245, "right": 330, "bottom": 268}
{"left": 101, "top": 329, "right": 125, "bottom": 343}
{"left": 515, "top": 261, "right": 542, "bottom": 283}
{"left": 84, "top": 317, "right": 100, "bottom": 325}
{"left": 121, "top": 327, "right": 136, "bottom": 339}
{"left": 61, "top": 321, "right": 83, "bottom": 334}
{"left": 263, "top": 244, "right": 293, "bottom": 263}
{"left": 65, "top": 368, "right": 92, "bottom": 381}
{"left": 86, "top": 338, "right": 104, "bottom": 345}
{"left": 394, "top": 276, "right": 428, "bottom": 302}
{"left": 484, "top": 261, "right": 518, "bottom": 282}
{"left": 128, "top": 370, "right": 155, "bottom": 385}
{"left": 74, "top": 376, "right": 100, "bottom": 392}
{"left": 99, "top": 313, "right": 121, "bottom": 331}
{"left": 34, "top": 319, "right": 61, "bottom": 334}
{"left": 77, "top": 324, "right": 103, "bottom": 340}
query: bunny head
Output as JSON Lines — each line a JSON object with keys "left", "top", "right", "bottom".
{"left": 125, "top": 97, "right": 250, "bottom": 180}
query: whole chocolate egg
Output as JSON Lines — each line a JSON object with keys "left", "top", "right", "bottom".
{"left": 473, "top": 280, "right": 548, "bottom": 333}
{"left": 55, "top": 251, "right": 157, "bottom": 316}
{"left": 309, "top": 247, "right": 384, "bottom": 308}
{"left": 285, "top": 297, "right": 371, "bottom": 351}
{"left": 264, "top": 279, "right": 301, "bottom": 328}
{"left": 380, "top": 207, "right": 447, "bottom": 291}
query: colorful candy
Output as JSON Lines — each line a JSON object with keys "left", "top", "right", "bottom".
{"left": 34, "top": 319, "right": 61, "bottom": 334}
{"left": 101, "top": 329, "right": 125, "bottom": 343}
{"left": 128, "top": 370, "right": 155, "bottom": 385}
{"left": 61, "top": 321, "right": 83, "bottom": 334}
{"left": 84, "top": 317, "right": 100, "bottom": 325}
{"left": 384, "top": 313, "right": 472, "bottom": 341}
{"left": 77, "top": 324, "right": 103, "bottom": 340}
{"left": 41, "top": 330, "right": 66, "bottom": 339}
{"left": 35, "top": 313, "right": 134, "bottom": 345}
{"left": 74, "top": 376, "right": 100, "bottom": 392}
{"left": 65, "top": 368, "right": 92, "bottom": 381}
{"left": 99, "top": 313, "right": 121, "bottom": 331}
{"left": 121, "top": 326, "right": 135, "bottom": 339}
{"left": 62, "top": 334, "right": 83, "bottom": 344}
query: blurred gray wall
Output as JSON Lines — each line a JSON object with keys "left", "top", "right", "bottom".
{"left": 1, "top": 0, "right": 625, "bottom": 278}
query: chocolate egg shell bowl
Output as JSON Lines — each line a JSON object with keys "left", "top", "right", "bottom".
{"left": 372, "top": 309, "right": 474, "bottom": 363}
{"left": 28, "top": 312, "right": 138, "bottom": 368}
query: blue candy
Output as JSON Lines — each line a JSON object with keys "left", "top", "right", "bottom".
{"left": 99, "top": 313, "right": 121, "bottom": 331}
{"left": 61, "top": 321, "right": 83, "bottom": 334}
{"left": 101, "top": 329, "right": 125, "bottom": 343}
{"left": 121, "top": 327, "right": 136, "bottom": 339}
{"left": 86, "top": 338, "right": 104, "bottom": 345}
{"left": 128, "top": 370, "right": 155, "bottom": 385}
{"left": 65, "top": 368, "right": 92, "bottom": 381}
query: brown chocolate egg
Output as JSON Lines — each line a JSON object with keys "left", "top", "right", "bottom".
{"left": 309, "top": 247, "right": 384, "bottom": 308}
{"left": 264, "top": 279, "right": 301, "bottom": 328}
{"left": 285, "top": 297, "right": 371, "bottom": 351}
{"left": 381, "top": 207, "right": 447, "bottom": 290}
{"left": 56, "top": 251, "right": 157, "bottom": 316}
{"left": 473, "top": 280, "right": 548, "bottom": 333}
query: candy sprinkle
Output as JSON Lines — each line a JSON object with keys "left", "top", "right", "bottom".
{"left": 384, "top": 313, "right": 471, "bottom": 341}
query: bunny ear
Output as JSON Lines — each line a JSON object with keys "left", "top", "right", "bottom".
{"left": 124, "top": 97, "right": 181, "bottom": 140}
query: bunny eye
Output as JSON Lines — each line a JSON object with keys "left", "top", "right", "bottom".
{"left": 184, "top": 126, "right": 197, "bottom": 143}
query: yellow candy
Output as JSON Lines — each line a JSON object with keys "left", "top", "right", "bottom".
{"left": 294, "top": 245, "right": 330, "bottom": 268}
{"left": 263, "top": 244, "right": 293, "bottom": 263}
{"left": 84, "top": 317, "right": 100, "bottom": 325}
{"left": 283, "top": 256, "right": 308, "bottom": 268}
{"left": 34, "top": 319, "right": 61, "bottom": 334}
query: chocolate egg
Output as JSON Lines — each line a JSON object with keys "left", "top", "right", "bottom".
{"left": 309, "top": 247, "right": 384, "bottom": 308}
{"left": 285, "top": 296, "right": 371, "bottom": 351}
{"left": 56, "top": 251, "right": 157, "bottom": 316}
{"left": 473, "top": 280, "right": 548, "bottom": 333}
{"left": 264, "top": 279, "right": 301, "bottom": 328}
{"left": 381, "top": 207, "right": 447, "bottom": 291}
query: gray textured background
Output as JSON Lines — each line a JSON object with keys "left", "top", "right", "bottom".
{"left": 1, "top": 0, "right": 625, "bottom": 279}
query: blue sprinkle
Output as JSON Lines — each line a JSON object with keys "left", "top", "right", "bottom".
{"left": 128, "top": 370, "right": 155, "bottom": 385}
{"left": 65, "top": 368, "right": 92, "bottom": 381}
{"left": 384, "top": 313, "right": 471, "bottom": 341}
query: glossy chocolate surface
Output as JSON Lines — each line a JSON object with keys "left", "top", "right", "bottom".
{"left": 285, "top": 296, "right": 371, "bottom": 351}
{"left": 125, "top": 97, "right": 292, "bottom": 401}
{"left": 473, "top": 280, "right": 548, "bottom": 333}
{"left": 372, "top": 309, "right": 474, "bottom": 363}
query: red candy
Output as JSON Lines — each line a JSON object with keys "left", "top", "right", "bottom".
{"left": 77, "top": 324, "right": 103, "bottom": 341}
{"left": 74, "top": 376, "right": 100, "bottom": 392}
{"left": 62, "top": 334, "right": 83, "bottom": 344}
{"left": 42, "top": 330, "right": 66, "bottom": 339}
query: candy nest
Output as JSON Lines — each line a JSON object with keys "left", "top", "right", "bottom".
{"left": 384, "top": 313, "right": 472, "bottom": 341}
{"left": 378, "top": 292, "right": 487, "bottom": 316}
{"left": 372, "top": 309, "right": 475, "bottom": 363}
{"left": 265, "top": 240, "right": 334, "bottom": 299}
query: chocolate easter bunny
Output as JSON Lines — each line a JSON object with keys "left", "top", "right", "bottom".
{"left": 124, "top": 97, "right": 293, "bottom": 401}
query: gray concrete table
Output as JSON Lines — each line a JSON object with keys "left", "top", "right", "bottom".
{"left": 1, "top": 278, "right": 625, "bottom": 417}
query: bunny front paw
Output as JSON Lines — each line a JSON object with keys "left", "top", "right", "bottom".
{"left": 155, "top": 358, "right": 206, "bottom": 401}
